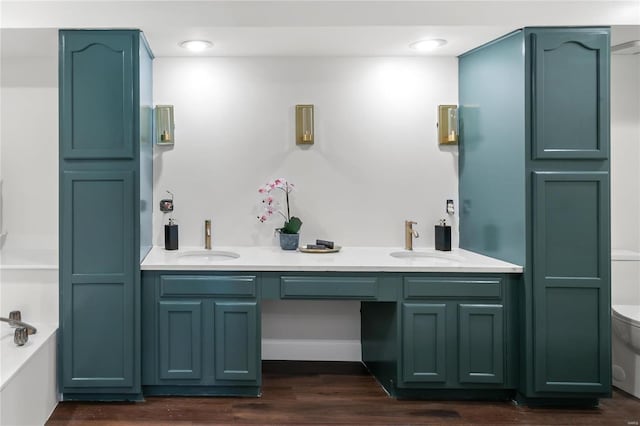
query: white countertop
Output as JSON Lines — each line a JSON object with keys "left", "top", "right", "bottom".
{"left": 141, "top": 246, "right": 523, "bottom": 273}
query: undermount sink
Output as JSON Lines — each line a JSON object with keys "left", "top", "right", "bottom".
{"left": 389, "top": 251, "right": 463, "bottom": 263}
{"left": 178, "top": 250, "right": 240, "bottom": 262}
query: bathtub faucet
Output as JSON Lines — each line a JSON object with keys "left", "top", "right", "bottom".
{"left": 1, "top": 311, "right": 37, "bottom": 346}
{"left": 0, "top": 317, "right": 37, "bottom": 335}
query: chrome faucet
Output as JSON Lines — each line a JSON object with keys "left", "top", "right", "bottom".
{"left": 1, "top": 310, "right": 37, "bottom": 346}
{"left": 405, "top": 220, "right": 419, "bottom": 250}
{"left": 205, "top": 220, "right": 212, "bottom": 249}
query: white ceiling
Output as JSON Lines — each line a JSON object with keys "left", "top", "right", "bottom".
{"left": 1, "top": 1, "right": 639, "bottom": 58}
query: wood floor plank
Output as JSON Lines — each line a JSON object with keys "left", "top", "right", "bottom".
{"left": 47, "top": 362, "right": 640, "bottom": 425}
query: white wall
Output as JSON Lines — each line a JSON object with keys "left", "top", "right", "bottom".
{"left": 153, "top": 56, "right": 458, "bottom": 360}
{"left": 611, "top": 53, "right": 640, "bottom": 253}
{"left": 153, "top": 57, "right": 459, "bottom": 249}
{"left": 0, "top": 57, "right": 58, "bottom": 252}
{"left": 0, "top": 56, "right": 59, "bottom": 327}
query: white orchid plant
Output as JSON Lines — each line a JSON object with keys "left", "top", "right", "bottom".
{"left": 257, "top": 178, "right": 302, "bottom": 234}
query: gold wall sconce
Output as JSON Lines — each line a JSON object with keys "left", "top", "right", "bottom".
{"left": 155, "top": 105, "right": 175, "bottom": 145}
{"left": 438, "top": 104, "right": 458, "bottom": 145}
{"left": 296, "top": 104, "right": 314, "bottom": 145}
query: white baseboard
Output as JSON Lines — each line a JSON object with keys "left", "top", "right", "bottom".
{"left": 261, "top": 339, "right": 362, "bottom": 361}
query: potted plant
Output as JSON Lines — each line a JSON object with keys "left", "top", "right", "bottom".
{"left": 257, "top": 178, "right": 302, "bottom": 250}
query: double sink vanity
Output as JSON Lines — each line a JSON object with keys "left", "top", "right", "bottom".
{"left": 58, "top": 27, "right": 612, "bottom": 406}
{"left": 140, "top": 246, "right": 522, "bottom": 398}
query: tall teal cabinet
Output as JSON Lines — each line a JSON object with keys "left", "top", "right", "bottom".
{"left": 458, "top": 27, "right": 610, "bottom": 404}
{"left": 59, "top": 30, "right": 153, "bottom": 400}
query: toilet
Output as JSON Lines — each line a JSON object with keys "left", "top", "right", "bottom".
{"left": 611, "top": 249, "right": 640, "bottom": 397}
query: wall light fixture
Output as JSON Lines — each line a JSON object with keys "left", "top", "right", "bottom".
{"left": 296, "top": 104, "right": 314, "bottom": 145}
{"left": 155, "top": 105, "right": 175, "bottom": 145}
{"left": 438, "top": 105, "right": 458, "bottom": 145}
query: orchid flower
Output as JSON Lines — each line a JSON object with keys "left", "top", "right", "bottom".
{"left": 256, "top": 178, "right": 302, "bottom": 233}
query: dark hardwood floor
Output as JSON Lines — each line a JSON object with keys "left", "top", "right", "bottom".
{"left": 48, "top": 362, "right": 640, "bottom": 425}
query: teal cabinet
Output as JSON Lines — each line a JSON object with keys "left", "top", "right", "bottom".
{"left": 402, "top": 303, "right": 447, "bottom": 383}
{"left": 59, "top": 30, "right": 153, "bottom": 400}
{"left": 458, "top": 304, "right": 504, "bottom": 384}
{"left": 60, "top": 171, "right": 135, "bottom": 390}
{"left": 158, "top": 301, "right": 203, "bottom": 380}
{"left": 214, "top": 302, "right": 259, "bottom": 381}
{"left": 459, "top": 27, "right": 610, "bottom": 404}
{"left": 532, "top": 172, "right": 610, "bottom": 393}
{"left": 363, "top": 274, "right": 517, "bottom": 397}
{"left": 531, "top": 30, "right": 609, "bottom": 160}
{"left": 141, "top": 272, "right": 261, "bottom": 396}
{"left": 60, "top": 31, "right": 135, "bottom": 160}
{"left": 399, "top": 300, "right": 506, "bottom": 389}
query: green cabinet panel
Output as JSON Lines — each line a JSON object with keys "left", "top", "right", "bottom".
{"left": 160, "top": 275, "right": 257, "bottom": 297}
{"left": 61, "top": 171, "right": 135, "bottom": 390}
{"left": 280, "top": 276, "right": 378, "bottom": 299}
{"left": 404, "top": 277, "right": 502, "bottom": 299}
{"left": 535, "top": 286, "right": 608, "bottom": 392}
{"left": 63, "top": 282, "right": 133, "bottom": 388}
{"left": 458, "top": 30, "right": 526, "bottom": 267}
{"left": 60, "top": 31, "right": 135, "bottom": 160}
{"left": 402, "top": 303, "right": 447, "bottom": 383}
{"left": 214, "top": 302, "right": 259, "bottom": 382}
{"left": 533, "top": 172, "right": 609, "bottom": 280}
{"left": 531, "top": 29, "right": 609, "bottom": 160}
{"left": 533, "top": 172, "right": 610, "bottom": 393}
{"left": 458, "top": 304, "right": 504, "bottom": 384}
{"left": 139, "top": 39, "right": 154, "bottom": 258}
{"left": 159, "top": 301, "right": 203, "bottom": 380}
{"left": 59, "top": 30, "right": 153, "bottom": 399}
{"left": 63, "top": 171, "right": 134, "bottom": 276}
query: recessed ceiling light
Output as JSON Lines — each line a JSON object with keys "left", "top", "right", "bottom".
{"left": 409, "top": 39, "right": 447, "bottom": 52}
{"left": 179, "top": 40, "right": 213, "bottom": 53}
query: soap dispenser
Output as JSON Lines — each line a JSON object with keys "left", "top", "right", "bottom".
{"left": 435, "top": 219, "right": 451, "bottom": 251}
{"left": 165, "top": 218, "right": 179, "bottom": 250}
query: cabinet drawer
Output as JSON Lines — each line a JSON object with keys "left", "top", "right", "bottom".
{"left": 160, "top": 275, "right": 256, "bottom": 297}
{"left": 280, "top": 276, "right": 378, "bottom": 299}
{"left": 404, "top": 277, "right": 501, "bottom": 299}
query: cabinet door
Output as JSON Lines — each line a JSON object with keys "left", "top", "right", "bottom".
{"left": 158, "top": 301, "right": 203, "bottom": 380}
{"left": 530, "top": 29, "right": 609, "bottom": 160}
{"left": 402, "top": 303, "right": 447, "bottom": 383}
{"left": 60, "top": 31, "right": 135, "bottom": 159}
{"left": 458, "top": 304, "right": 504, "bottom": 384}
{"left": 60, "top": 170, "right": 135, "bottom": 389}
{"left": 214, "top": 302, "right": 259, "bottom": 382}
{"left": 532, "top": 171, "right": 610, "bottom": 393}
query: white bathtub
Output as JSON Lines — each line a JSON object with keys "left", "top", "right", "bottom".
{"left": 0, "top": 249, "right": 59, "bottom": 425}
{"left": 0, "top": 323, "right": 57, "bottom": 426}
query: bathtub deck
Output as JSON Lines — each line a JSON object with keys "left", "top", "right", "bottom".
{"left": 1, "top": 323, "right": 58, "bottom": 426}
{"left": 0, "top": 322, "right": 57, "bottom": 391}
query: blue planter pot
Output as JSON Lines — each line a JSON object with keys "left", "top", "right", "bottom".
{"left": 279, "top": 233, "right": 299, "bottom": 250}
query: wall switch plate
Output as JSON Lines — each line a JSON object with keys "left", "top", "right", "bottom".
{"left": 446, "top": 199, "right": 454, "bottom": 215}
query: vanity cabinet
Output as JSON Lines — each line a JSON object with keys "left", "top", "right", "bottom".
{"left": 141, "top": 272, "right": 261, "bottom": 396}
{"left": 399, "top": 277, "right": 511, "bottom": 389}
{"left": 58, "top": 30, "right": 153, "bottom": 400}
{"left": 401, "top": 302, "right": 505, "bottom": 385}
{"left": 361, "top": 274, "right": 518, "bottom": 398}
{"left": 459, "top": 27, "right": 610, "bottom": 404}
